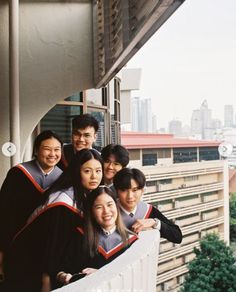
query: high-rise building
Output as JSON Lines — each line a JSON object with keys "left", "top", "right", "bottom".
{"left": 191, "top": 100, "right": 213, "bottom": 139}
{"left": 131, "top": 96, "right": 141, "bottom": 132}
{"left": 191, "top": 109, "right": 202, "bottom": 137}
{"left": 131, "top": 96, "right": 153, "bottom": 132}
{"left": 224, "top": 105, "right": 234, "bottom": 127}
{"left": 169, "top": 119, "right": 182, "bottom": 136}
{"left": 152, "top": 114, "right": 158, "bottom": 133}
{"left": 122, "top": 131, "right": 228, "bottom": 292}
{"left": 140, "top": 98, "right": 152, "bottom": 132}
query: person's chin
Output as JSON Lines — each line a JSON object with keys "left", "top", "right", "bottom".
{"left": 76, "top": 146, "right": 85, "bottom": 151}
{"left": 89, "top": 184, "right": 98, "bottom": 189}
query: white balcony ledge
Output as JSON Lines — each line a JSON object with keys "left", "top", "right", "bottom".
{"left": 54, "top": 230, "right": 160, "bottom": 292}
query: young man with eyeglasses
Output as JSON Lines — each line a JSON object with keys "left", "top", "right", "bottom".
{"left": 101, "top": 144, "right": 129, "bottom": 192}
{"left": 59, "top": 114, "right": 99, "bottom": 170}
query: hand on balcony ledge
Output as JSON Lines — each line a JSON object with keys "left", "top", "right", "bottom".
{"left": 131, "top": 218, "right": 158, "bottom": 233}
{"left": 81, "top": 267, "right": 98, "bottom": 275}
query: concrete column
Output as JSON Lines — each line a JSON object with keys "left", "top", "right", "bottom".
{"left": 9, "top": 0, "right": 21, "bottom": 165}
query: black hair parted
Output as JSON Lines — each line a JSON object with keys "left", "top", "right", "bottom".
{"left": 72, "top": 114, "right": 99, "bottom": 132}
{"left": 42, "top": 148, "right": 103, "bottom": 205}
{"left": 101, "top": 144, "right": 129, "bottom": 167}
{"left": 113, "top": 167, "right": 146, "bottom": 191}
{"left": 84, "top": 186, "right": 116, "bottom": 213}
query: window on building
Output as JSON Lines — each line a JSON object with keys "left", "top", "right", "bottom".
{"left": 184, "top": 175, "right": 199, "bottom": 181}
{"left": 129, "top": 149, "right": 140, "bottom": 160}
{"left": 146, "top": 180, "right": 156, "bottom": 186}
{"left": 157, "top": 148, "right": 171, "bottom": 158}
{"left": 159, "top": 179, "right": 172, "bottom": 185}
{"left": 40, "top": 104, "right": 82, "bottom": 143}
{"left": 199, "top": 147, "right": 219, "bottom": 161}
{"left": 173, "top": 148, "right": 197, "bottom": 163}
{"left": 142, "top": 153, "right": 157, "bottom": 166}
{"left": 40, "top": 79, "right": 121, "bottom": 148}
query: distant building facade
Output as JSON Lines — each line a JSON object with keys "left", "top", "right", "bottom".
{"left": 122, "top": 132, "right": 229, "bottom": 291}
{"left": 224, "top": 105, "right": 234, "bottom": 127}
{"left": 169, "top": 119, "right": 182, "bottom": 137}
{"left": 131, "top": 96, "right": 153, "bottom": 133}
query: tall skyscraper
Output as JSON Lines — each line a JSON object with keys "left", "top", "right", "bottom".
{"left": 131, "top": 96, "right": 141, "bottom": 131}
{"left": 191, "top": 100, "right": 213, "bottom": 139}
{"left": 152, "top": 114, "right": 158, "bottom": 133}
{"left": 140, "top": 98, "right": 152, "bottom": 132}
{"left": 131, "top": 97, "right": 152, "bottom": 132}
{"left": 224, "top": 104, "right": 234, "bottom": 127}
{"left": 191, "top": 109, "right": 202, "bottom": 137}
{"left": 168, "top": 119, "right": 182, "bottom": 136}
{"left": 200, "top": 100, "right": 212, "bottom": 139}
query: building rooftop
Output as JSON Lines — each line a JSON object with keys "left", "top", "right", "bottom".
{"left": 121, "top": 132, "right": 221, "bottom": 149}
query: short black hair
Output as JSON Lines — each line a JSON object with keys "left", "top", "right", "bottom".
{"left": 33, "top": 130, "right": 63, "bottom": 157}
{"left": 72, "top": 114, "right": 99, "bottom": 132}
{"left": 113, "top": 168, "right": 146, "bottom": 191}
{"left": 101, "top": 144, "right": 129, "bottom": 167}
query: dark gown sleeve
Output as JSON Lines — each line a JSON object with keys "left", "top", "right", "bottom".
{"left": 0, "top": 167, "right": 42, "bottom": 252}
{"left": 149, "top": 206, "right": 182, "bottom": 244}
{"left": 5, "top": 205, "right": 83, "bottom": 291}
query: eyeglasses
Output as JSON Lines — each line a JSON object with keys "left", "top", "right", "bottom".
{"left": 72, "top": 131, "right": 94, "bottom": 140}
{"left": 104, "top": 160, "right": 122, "bottom": 167}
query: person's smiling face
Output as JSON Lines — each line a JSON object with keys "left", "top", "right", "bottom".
{"left": 117, "top": 179, "right": 143, "bottom": 212}
{"left": 92, "top": 193, "right": 117, "bottom": 231}
{"left": 72, "top": 126, "right": 97, "bottom": 152}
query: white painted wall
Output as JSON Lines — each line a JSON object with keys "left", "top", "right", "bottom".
{"left": 0, "top": 1, "right": 93, "bottom": 182}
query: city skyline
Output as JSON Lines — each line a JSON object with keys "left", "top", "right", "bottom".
{"left": 131, "top": 96, "right": 236, "bottom": 134}
{"left": 127, "top": 0, "right": 236, "bottom": 129}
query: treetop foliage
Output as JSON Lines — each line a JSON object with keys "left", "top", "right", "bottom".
{"left": 181, "top": 233, "right": 236, "bottom": 292}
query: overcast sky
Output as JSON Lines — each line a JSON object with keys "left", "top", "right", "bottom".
{"left": 127, "top": 0, "right": 236, "bottom": 129}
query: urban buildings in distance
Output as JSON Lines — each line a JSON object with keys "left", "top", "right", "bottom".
{"left": 122, "top": 131, "right": 229, "bottom": 291}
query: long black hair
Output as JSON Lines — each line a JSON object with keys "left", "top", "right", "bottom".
{"left": 42, "top": 149, "right": 103, "bottom": 206}
{"left": 83, "top": 186, "right": 131, "bottom": 257}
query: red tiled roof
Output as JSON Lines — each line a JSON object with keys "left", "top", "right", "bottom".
{"left": 121, "top": 132, "right": 221, "bottom": 149}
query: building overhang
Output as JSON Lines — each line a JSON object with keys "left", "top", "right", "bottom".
{"left": 93, "top": 0, "right": 186, "bottom": 88}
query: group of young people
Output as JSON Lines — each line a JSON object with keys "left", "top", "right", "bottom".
{"left": 0, "top": 114, "right": 182, "bottom": 292}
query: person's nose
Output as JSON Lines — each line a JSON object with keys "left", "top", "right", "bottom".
{"left": 102, "top": 206, "right": 109, "bottom": 214}
{"left": 48, "top": 149, "right": 55, "bottom": 156}
{"left": 107, "top": 162, "right": 114, "bottom": 169}
{"left": 78, "top": 134, "right": 85, "bottom": 141}
{"left": 127, "top": 190, "right": 134, "bottom": 198}
{"left": 91, "top": 170, "right": 97, "bottom": 179}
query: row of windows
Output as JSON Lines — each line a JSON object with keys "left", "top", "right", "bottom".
{"left": 139, "top": 147, "right": 219, "bottom": 166}
{"left": 40, "top": 79, "right": 121, "bottom": 148}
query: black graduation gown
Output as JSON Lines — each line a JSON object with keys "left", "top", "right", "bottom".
{"left": 57, "top": 144, "right": 74, "bottom": 170}
{"left": 0, "top": 160, "right": 62, "bottom": 253}
{"left": 76, "top": 228, "right": 138, "bottom": 270}
{"left": 3, "top": 188, "right": 83, "bottom": 292}
{"left": 119, "top": 201, "right": 182, "bottom": 244}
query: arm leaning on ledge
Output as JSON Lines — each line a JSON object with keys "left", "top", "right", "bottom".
{"left": 53, "top": 229, "right": 160, "bottom": 292}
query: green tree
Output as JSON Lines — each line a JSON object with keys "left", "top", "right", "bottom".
{"left": 230, "top": 193, "right": 236, "bottom": 242}
{"left": 181, "top": 233, "right": 236, "bottom": 292}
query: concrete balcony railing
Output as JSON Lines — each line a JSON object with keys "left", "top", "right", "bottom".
{"left": 54, "top": 230, "right": 160, "bottom": 292}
